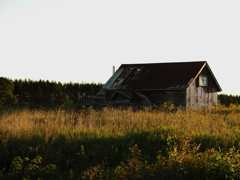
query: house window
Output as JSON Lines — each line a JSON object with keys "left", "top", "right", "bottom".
{"left": 199, "top": 75, "right": 208, "bottom": 86}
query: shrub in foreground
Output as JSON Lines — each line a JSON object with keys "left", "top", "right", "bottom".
{"left": 81, "top": 143, "right": 240, "bottom": 180}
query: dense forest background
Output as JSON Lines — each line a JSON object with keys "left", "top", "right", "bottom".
{"left": 0, "top": 77, "right": 102, "bottom": 108}
{"left": 0, "top": 77, "right": 239, "bottom": 108}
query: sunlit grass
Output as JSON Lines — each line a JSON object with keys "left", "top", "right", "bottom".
{"left": 1, "top": 105, "right": 240, "bottom": 139}
{"left": 0, "top": 105, "right": 240, "bottom": 179}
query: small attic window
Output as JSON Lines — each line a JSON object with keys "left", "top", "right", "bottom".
{"left": 199, "top": 75, "right": 208, "bottom": 86}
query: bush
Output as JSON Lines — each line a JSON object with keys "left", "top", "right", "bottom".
{"left": 1, "top": 156, "right": 57, "bottom": 180}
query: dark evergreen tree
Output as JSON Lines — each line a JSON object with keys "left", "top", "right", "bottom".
{"left": 0, "top": 77, "right": 18, "bottom": 106}
{"left": 11, "top": 78, "right": 104, "bottom": 107}
{"left": 218, "top": 94, "right": 240, "bottom": 106}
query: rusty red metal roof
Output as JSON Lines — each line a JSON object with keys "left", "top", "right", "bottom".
{"left": 102, "top": 61, "right": 221, "bottom": 91}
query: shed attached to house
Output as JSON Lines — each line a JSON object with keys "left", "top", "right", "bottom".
{"left": 94, "top": 61, "right": 222, "bottom": 109}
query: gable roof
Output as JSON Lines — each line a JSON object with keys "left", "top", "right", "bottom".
{"left": 102, "top": 61, "right": 222, "bottom": 91}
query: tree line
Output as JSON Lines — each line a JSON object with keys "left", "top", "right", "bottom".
{"left": 218, "top": 94, "right": 240, "bottom": 107}
{"left": 1, "top": 77, "right": 240, "bottom": 108}
{"left": 0, "top": 77, "right": 103, "bottom": 107}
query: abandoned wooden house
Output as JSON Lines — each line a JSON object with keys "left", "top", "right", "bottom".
{"left": 94, "top": 61, "right": 222, "bottom": 109}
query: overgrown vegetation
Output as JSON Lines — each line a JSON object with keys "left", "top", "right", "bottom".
{"left": 1, "top": 77, "right": 240, "bottom": 179}
{"left": 0, "top": 105, "right": 240, "bottom": 179}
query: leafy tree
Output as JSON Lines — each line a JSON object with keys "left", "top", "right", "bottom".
{"left": 0, "top": 77, "right": 18, "bottom": 106}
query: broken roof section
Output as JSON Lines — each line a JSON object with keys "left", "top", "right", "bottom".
{"left": 102, "top": 61, "right": 222, "bottom": 91}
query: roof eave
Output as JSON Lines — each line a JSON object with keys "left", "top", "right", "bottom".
{"left": 132, "top": 89, "right": 187, "bottom": 91}
{"left": 187, "top": 61, "right": 222, "bottom": 92}
{"left": 205, "top": 62, "right": 222, "bottom": 92}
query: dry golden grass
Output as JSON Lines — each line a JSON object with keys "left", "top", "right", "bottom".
{"left": 1, "top": 105, "right": 240, "bottom": 179}
{"left": 1, "top": 105, "right": 240, "bottom": 141}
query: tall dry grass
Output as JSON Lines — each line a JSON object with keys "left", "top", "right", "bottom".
{"left": 1, "top": 105, "right": 240, "bottom": 179}
{"left": 1, "top": 106, "right": 240, "bottom": 140}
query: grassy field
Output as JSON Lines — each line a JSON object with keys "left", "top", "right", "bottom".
{"left": 0, "top": 105, "right": 240, "bottom": 179}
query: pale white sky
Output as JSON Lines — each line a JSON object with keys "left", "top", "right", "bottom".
{"left": 0, "top": 0, "right": 240, "bottom": 95}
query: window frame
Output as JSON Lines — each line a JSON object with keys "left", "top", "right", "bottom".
{"left": 199, "top": 75, "right": 208, "bottom": 86}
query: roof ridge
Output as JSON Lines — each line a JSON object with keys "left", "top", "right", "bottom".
{"left": 121, "top": 61, "right": 207, "bottom": 66}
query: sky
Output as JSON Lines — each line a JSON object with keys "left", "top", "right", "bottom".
{"left": 0, "top": 0, "right": 240, "bottom": 95}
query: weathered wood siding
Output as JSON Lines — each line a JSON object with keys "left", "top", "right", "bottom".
{"left": 186, "top": 80, "right": 218, "bottom": 109}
